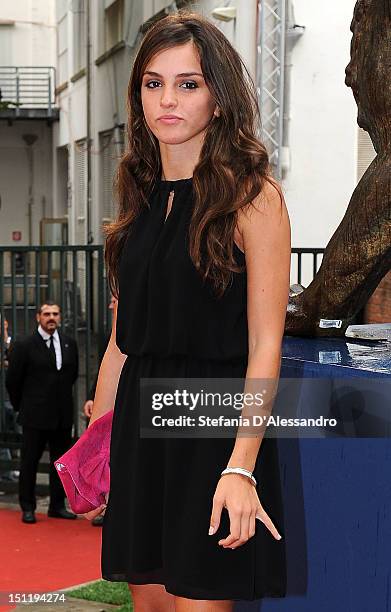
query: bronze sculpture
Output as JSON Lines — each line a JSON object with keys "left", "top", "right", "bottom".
{"left": 285, "top": 0, "right": 391, "bottom": 337}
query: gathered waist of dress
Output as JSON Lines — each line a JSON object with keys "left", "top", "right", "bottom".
{"left": 121, "top": 349, "right": 248, "bottom": 366}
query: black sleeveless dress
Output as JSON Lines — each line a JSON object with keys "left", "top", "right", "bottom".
{"left": 101, "top": 177, "right": 287, "bottom": 601}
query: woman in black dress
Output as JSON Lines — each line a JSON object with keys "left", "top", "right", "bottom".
{"left": 85, "top": 11, "right": 291, "bottom": 612}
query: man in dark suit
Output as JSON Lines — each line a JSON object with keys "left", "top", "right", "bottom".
{"left": 6, "top": 301, "right": 79, "bottom": 524}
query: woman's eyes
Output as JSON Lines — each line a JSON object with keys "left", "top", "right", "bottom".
{"left": 144, "top": 80, "right": 198, "bottom": 90}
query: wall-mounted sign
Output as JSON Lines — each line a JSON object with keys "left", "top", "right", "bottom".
{"left": 12, "top": 231, "right": 22, "bottom": 241}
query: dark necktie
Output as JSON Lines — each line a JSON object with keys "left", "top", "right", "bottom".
{"left": 48, "top": 335, "right": 56, "bottom": 364}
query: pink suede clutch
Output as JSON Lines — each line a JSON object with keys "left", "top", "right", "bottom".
{"left": 54, "top": 409, "right": 114, "bottom": 514}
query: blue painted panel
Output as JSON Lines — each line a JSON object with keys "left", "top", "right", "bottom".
{"left": 282, "top": 336, "right": 390, "bottom": 377}
{"left": 236, "top": 337, "right": 391, "bottom": 612}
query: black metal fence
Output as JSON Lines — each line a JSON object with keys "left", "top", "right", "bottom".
{"left": 0, "top": 245, "right": 326, "bottom": 426}
{"left": 291, "top": 247, "right": 325, "bottom": 286}
{"left": 0, "top": 245, "right": 324, "bottom": 494}
{"left": 0, "top": 246, "right": 111, "bottom": 436}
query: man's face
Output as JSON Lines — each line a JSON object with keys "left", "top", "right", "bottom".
{"left": 36, "top": 305, "right": 61, "bottom": 334}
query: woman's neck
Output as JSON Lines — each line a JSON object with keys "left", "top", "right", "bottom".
{"left": 159, "top": 134, "right": 203, "bottom": 180}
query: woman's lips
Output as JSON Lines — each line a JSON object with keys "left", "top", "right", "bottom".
{"left": 158, "top": 116, "right": 183, "bottom": 125}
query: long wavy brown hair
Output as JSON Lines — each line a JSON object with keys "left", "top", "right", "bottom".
{"left": 104, "top": 10, "right": 276, "bottom": 299}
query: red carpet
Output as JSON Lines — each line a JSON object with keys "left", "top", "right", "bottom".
{"left": 0, "top": 508, "right": 102, "bottom": 611}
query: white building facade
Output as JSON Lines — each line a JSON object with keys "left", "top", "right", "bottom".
{"left": 0, "top": 0, "right": 375, "bottom": 285}
{"left": 0, "top": 0, "right": 56, "bottom": 246}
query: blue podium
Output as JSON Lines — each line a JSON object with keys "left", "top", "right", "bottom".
{"left": 237, "top": 336, "right": 391, "bottom": 612}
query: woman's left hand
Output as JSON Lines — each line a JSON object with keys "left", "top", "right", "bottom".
{"left": 208, "top": 474, "right": 282, "bottom": 549}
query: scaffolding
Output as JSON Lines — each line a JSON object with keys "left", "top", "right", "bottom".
{"left": 256, "top": 0, "right": 286, "bottom": 179}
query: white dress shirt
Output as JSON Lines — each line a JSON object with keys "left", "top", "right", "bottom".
{"left": 38, "top": 325, "right": 62, "bottom": 370}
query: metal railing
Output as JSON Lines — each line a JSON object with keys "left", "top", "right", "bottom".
{"left": 0, "top": 246, "right": 111, "bottom": 434}
{"left": 291, "top": 247, "right": 325, "bottom": 286}
{"left": 0, "top": 245, "right": 112, "bottom": 493}
{"left": 0, "top": 66, "right": 56, "bottom": 115}
{"left": 0, "top": 244, "right": 324, "bottom": 493}
{"left": 0, "top": 245, "right": 325, "bottom": 415}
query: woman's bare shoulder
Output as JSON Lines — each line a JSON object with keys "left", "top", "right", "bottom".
{"left": 237, "top": 175, "right": 286, "bottom": 229}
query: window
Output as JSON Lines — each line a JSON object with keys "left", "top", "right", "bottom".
{"left": 100, "top": 126, "right": 125, "bottom": 225}
{"left": 0, "top": 24, "right": 14, "bottom": 65}
{"left": 56, "top": 146, "right": 70, "bottom": 218}
{"left": 74, "top": 139, "right": 87, "bottom": 245}
{"left": 104, "top": 0, "right": 124, "bottom": 51}
{"left": 72, "top": 0, "right": 86, "bottom": 74}
{"left": 143, "top": 1, "right": 175, "bottom": 22}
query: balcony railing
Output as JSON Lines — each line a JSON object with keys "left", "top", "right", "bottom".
{"left": 291, "top": 247, "right": 325, "bottom": 286}
{"left": 0, "top": 66, "right": 57, "bottom": 119}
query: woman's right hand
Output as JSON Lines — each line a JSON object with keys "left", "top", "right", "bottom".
{"left": 83, "top": 504, "right": 106, "bottom": 521}
{"left": 82, "top": 492, "right": 109, "bottom": 521}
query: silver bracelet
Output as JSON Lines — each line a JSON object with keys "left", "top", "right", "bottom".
{"left": 220, "top": 467, "right": 257, "bottom": 487}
